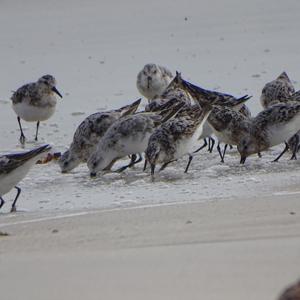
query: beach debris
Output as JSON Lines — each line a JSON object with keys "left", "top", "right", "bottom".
{"left": 0, "top": 231, "right": 10, "bottom": 237}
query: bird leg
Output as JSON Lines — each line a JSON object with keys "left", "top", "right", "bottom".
{"left": 273, "top": 142, "right": 289, "bottom": 162}
{"left": 129, "top": 153, "right": 143, "bottom": 168}
{"left": 222, "top": 144, "right": 228, "bottom": 162}
{"left": 217, "top": 143, "right": 224, "bottom": 163}
{"left": 208, "top": 137, "right": 215, "bottom": 153}
{"left": 150, "top": 164, "right": 156, "bottom": 181}
{"left": 0, "top": 196, "right": 5, "bottom": 210}
{"left": 290, "top": 135, "right": 299, "bottom": 160}
{"left": 159, "top": 160, "right": 177, "bottom": 172}
{"left": 17, "top": 116, "right": 26, "bottom": 144}
{"left": 116, "top": 153, "right": 143, "bottom": 173}
{"left": 193, "top": 139, "right": 207, "bottom": 153}
{"left": 184, "top": 154, "right": 193, "bottom": 173}
{"left": 143, "top": 159, "right": 148, "bottom": 171}
{"left": 11, "top": 186, "right": 21, "bottom": 213}
{"left": 35, "top": 121, "right": 40, "bottom": 141}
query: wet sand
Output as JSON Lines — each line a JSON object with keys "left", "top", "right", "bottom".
{"left": 1, "top": 194, "right": 300, "bottom": 300}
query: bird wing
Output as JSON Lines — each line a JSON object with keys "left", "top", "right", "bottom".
{"left": 0, "top": 145, "right": 50, "bottom": 175}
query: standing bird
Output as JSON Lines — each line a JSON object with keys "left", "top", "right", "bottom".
{"left": 145, "top": 73, "right": 192, "bottom": 112}
{"left": 145, "top": 104, "right": 213, "bottom": 180}
{"left": 260, "top": 71, "right": 295, "bottom": 109}
{"left": 59, "top": 99, "right": 141, "bottom": 173}
{"left": 173, "top": 72, "right": 251, "bottom": 161}
{"left": 260, "top": 72, "right": 300, "bottom": 160}
{"left": 238, "top": 103, "right": 300, "bottom": 163}
{"left": 11, "top": 75, "right": 63, "bottom": 144}
{"left": 136, "top": 63, "right": 173, "bottom": 101}
{"left": 87, "top": 103, "right": 184, "bottom": 177}
{"left": 0, "top": 144, "right": 51, "bottom": 212}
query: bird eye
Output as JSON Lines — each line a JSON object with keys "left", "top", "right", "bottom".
{"left": 153, "top": 70, "right": 157, "bottom": 74}
{"left": 64, "top": 161, "right": 69, "bottom": 167}
{"left": 93, "top": 162, "right": 98, "bottom": 168}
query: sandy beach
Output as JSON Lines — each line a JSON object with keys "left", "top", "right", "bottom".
{"left": 1, "top": 194, "right": 300, "bottom": 300}
{"left": 1, "top": 0, "right": 300, "bottom": 299}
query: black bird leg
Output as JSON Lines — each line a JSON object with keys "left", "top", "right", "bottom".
{"left": 11, "top": 186, "right": 21, "bottom": 213}
{"left": 222, "top": 144, "right": 228, "bottom": 162}
{"left": 193, "top": 139, "right": 207, "bottom": 153}
{"left": 208, "top": 137, "right": 215, "bottom": 152}
{"left": 35, "top": 121, "right": 40, "bottom": 141}
{"left": 17, "top": 116, "right": 25, "bottom": 144}
{"left": 116, "top": 153, "right": 143, "bottom": 173}
{"left": 184, "top": 154, "right": 193, "bottom": 173}
{"left": 217, "top": 143, "right": 224, "bottom": 163}
{"left": 273, "top": 142, "right": 289, "bottom": 162}
{"left": 150, "top": 164, "right": 156, "bottom": 181}
{"left": 0, "top": 196, "right": 5, "bottom": 210}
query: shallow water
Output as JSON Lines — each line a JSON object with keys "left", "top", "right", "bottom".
{"left": 1, "top": 0, "right": 300, "bottom": 214}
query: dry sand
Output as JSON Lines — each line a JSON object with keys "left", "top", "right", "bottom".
{"left": 1, "top": 194, "right": 300, "bottom": 300}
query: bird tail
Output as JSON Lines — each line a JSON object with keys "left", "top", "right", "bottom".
{"left": 176, "top": 74, "right": 251, "bottom": 108}
{"left": 118, "top": 98, "right": 142, "bottom": 116}
{"left": 159, "top": 101, "right": 186, "bottom": 123}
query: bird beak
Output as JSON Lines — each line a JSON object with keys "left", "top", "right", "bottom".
{"left": 52, "top": 87, "right": 63, "bottom": 98}
{"left": 240, "top": 156, "right": 246, "bottom": 164}
{"left": 90, "top": 172, "right": 97, "bottom": 178}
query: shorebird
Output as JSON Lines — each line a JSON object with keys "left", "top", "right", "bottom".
{"left": 207, "top": 106, "right": 251, "bottom": 162}
{"left": 260, "top": 72, "right": 300, "bottom": 161}
{"left": 173, "top": 72, "right": 251, "bottom": 161}
{"left": 87, "top": 103, "right": 184, "bottom": 177}
{"left": 136, "top": 63, "right": 173, "bottom": 101}
{"left": 0, "top": 144, "right": 51, "bottom": 212}
{"left": 260, "top": 71, "right": 295, "bottom": 109}
{"left": 11, "top": 75, "right": 63, "bottom": 144}
{"left": 145, "top": 73, "right": 192, "bottom": 112}
{"left": 59, "top": 99, "right": 141, "bottom": 173}
{"left": 238, "top": 103, "right": 300, "bottom": 163}
{"left": 271, "top": 91, "right": 300, "bottom": 161}
{"left": 145, "top": 103, "right": 213, "bottom": 180}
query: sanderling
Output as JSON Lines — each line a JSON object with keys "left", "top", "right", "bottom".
{"left": 59, "top": 99, "right": 141, "bottom": 173}
{"left": 208, "top": 106, "right": 251, "bottom": 162}
{"left": 136, "top": 63, "right": 173, "bottom": 101}
{"left": 174, "top": 72, "right": 252, "bottom": 160}
{"left": 0, "top": 144, "right": 51, "bottom": 212}
{"left": 260, "top": 71, "right": 295, "bottom": 109}
{"left": 87, "top": 102, "right": 184, "bottom": 177}
{"left": 11, "top": 75, "right": 63, "bottom": 144}
{"left": 260, "top": 72, "right": 300, "bottom": 160}
{"left": 238, "top": 103, "right": 300, "bottom": 163}
{"left": 145, "top": 74, "right": 192, "bottom": 112}
{"left": 278, "top": 90, "right": 300, "bottom": 161}
{"left": 145, "top": 103, "right": 213, "bottom": 180}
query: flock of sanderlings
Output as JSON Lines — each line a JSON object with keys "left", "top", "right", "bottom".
{"left": 1, "top": 63, "right": 300, "bottom": 212}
